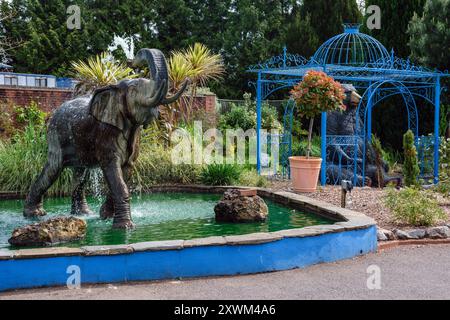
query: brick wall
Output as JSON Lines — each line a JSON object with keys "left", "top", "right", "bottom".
{"left": 184, "top": 94, "right": 217, "bottom": 114}
{"left": 0, "top": 86, "right": 73, "bottom": 113}
{"left": 0, "top": 86, "right": 217, "bottom": 115}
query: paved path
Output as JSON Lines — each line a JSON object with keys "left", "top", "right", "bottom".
{"left": 1, "top": 244, "right": 450, "bottom": 300}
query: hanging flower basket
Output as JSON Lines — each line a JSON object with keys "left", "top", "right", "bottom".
{"left": 290, "top": 71, "right": 346, "bottom": 192}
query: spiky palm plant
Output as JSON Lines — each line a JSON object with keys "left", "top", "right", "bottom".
{"left": 71, "top": 52, "right": 136, "bottom": 96}
{"left": 181, "top": 43, "right": 224, "bottom": 122}
{"left": 165, "top": 52, "right": 194, "bottom": 127}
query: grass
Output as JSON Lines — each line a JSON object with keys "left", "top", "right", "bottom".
{"left": 0, "top": 124, "right": 72, "bottom": 196}
{"left": 0, "top": 122, "right": 272, "bottom": 196}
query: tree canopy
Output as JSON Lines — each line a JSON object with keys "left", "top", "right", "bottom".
{"left": 0, "top": 0, "right": 447, "bottom": 101}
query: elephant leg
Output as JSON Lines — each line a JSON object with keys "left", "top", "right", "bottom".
{"left": 100, "top": 164, "right": 133, "bottom": 220}
{"left": 24, "top": 161, "right": 62, "bottom": 218}
{"left": 71, "top": 168, "right": 93, "bottom": 215}
{"left": 100, "top": 194, "right": 114, "bottom": 220}
{"left": 101, "top": 162, "right": 134, "bottom": 229}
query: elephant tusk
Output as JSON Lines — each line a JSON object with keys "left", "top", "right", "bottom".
{"left": 161, "top": 79, "right": 190, "bottom": 105}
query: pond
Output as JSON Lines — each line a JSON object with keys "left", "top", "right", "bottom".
{"left": 0, "top": 192, "right": 334, "bottom": 249}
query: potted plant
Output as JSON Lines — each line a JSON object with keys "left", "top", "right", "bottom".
{"left": 289, "top": 71, "right": 346, "bottom": 192}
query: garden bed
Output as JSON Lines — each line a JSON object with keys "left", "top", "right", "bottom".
{"left": 269, "top": 180, "right": 450, "bottom": 231}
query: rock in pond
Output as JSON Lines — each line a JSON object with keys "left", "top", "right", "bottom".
{"left": 8, "top": 216, "right": 87, "bottom": 247}
{"left": 215, "top": 189, "right": 268, "bottom": 223}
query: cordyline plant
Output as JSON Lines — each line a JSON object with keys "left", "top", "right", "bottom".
{"left": 290, "top": 71, "right": 346, "bottom": 158}
{"left": 71, "top": 52, "right": 137, "bottom": 96}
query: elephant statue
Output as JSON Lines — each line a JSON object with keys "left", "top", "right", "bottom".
{"left": 23, "top": 48, "right": 189, "bottom": 229}
{"left": 326, "top": 84, "right": 401, "bottom": 187}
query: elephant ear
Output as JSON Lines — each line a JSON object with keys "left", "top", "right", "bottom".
{"left": 89, "top": 86, "right": 126, "bottom": 131}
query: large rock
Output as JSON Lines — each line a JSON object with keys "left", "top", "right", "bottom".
{"left": 393, "top": 229, "right": 410, "bottom": 240}
{"left": 408, "top": 229, "right": 426, "bottom": 239}
{"left": 426, "top": 226, "right": 450, "bottom": 239}
{"left": 378, "top": 228, "right": 396, "bottom": 241}
{"left": 215, "top": 189, "right": 268, "bottom": 223}
{"left": 9, "top": 216, "right": 87, "bottom": 247}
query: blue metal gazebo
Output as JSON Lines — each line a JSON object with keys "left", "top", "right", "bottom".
{"left": 248, "top": 24, "right": 449, "bottom": 186}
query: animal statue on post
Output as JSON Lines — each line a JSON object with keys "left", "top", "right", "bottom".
{"left": 23, "top": 49, "right": 189, "bottom": 229}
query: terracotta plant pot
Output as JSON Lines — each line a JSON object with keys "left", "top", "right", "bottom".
{"left": 289, "top": 156, "right": 322, "bottom": 193}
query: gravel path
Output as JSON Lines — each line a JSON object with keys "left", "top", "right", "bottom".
{"left": 1, "top": 244, "right": 449, "bottom": 300}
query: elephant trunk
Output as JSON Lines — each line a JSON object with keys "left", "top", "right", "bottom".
{"left": 132, "top": 48, "right": 189, "bottom": 107}
{"left": 132, "top": 48, "right": 169, "bottom": 106}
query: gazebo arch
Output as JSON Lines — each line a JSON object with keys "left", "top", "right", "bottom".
{"left": 248, "top": 24, "right": 449, "bottom": 186}
{"left": 356, "top": 80, "right": 419, "bottom": 138}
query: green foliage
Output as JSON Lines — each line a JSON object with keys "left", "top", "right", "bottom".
{"left": 301, "top": 0, "right": 362, "bottom": 43}
{"left": 0, "top": 123, "right": 72, "bottom": 196}
{"left": 408, "top": 0, "right": 450, "bottom": 71}
{"left": 219, "top": 104, "right": 257, "bottom": 131}
{"left": 0, "top": 0, "right": 364, "bottom": 99}
{"left": 284, "top": 12, "right": 319, "bottom": 58}
{"left": 219, "top": 93, "right": 281, "bottom": 131}
{"left": 0, "top": 102, "right": 47, "bottom": 139}
{"left": 385, "top": 186, "right": 446, "bottom": 226}
{"left": 436, "top": 137, "right": 450, "bottom": 196}
{"left": 363, "top": 0, "right": 426, "bottom": 57}
{"left": 132, "top": 143, "right": 201, "bottom": 190}
{"left": 292, "top": 135, "right": 321, "bottom": 158}
{"left": 200, "top": 164, "right": 242, "bottom": 186}
{"left": 0, "top": 121, "right": 202, "bottom": 195}
{"left": 237, "top": 169, "right": 268, "bottom": 188}
{"left": 71, "top": 52, "right": 136, "bottom": 95}
{"left": 381, "top": 147, "right": 403, "bottom": 174}
{"left": 291, "top": 71, "right": 345, "bottom": 157}
{"left": 371, "top": 135, "right": 385, "bottom": 187}
{"left": 403, "top": 130, "right": 420, "bottom": 186}
{"left": 290, "top": 71, "right": 346, "bottom": 119}
{"left": 14, "top": 102, "right": 46, "bottom": 127}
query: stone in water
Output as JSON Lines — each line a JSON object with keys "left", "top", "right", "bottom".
{"left": 215, "top": 189, "right": 268, "bottom": 223}
{"left": 8, "top": 216, "right": 87, "bottom": 247}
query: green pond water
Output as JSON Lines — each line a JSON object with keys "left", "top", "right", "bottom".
{"left": 0, "top": 193, "right": 333, "bottom": 249}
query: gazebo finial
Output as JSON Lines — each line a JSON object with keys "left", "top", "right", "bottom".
{"left": 343, "top": 23, "right": 362, "bottom": 34}
{"left": 390, "top": 49, "right": 395, "bottom": 67}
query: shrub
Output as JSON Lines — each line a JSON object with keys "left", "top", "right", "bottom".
{"left": 292, "top": 135, "right": 321, "bottom": 158}
{"left": 14, "top": 102, "right": 47, "bottom": 127}
{"left": 238, "top": 169, "right": 268, "bottom": 188}
{"left": 0, "top": 123, "right": 73, "bottom": 196}
{"left": 385, "top": 186, "right": 446, "bottom": 226}
{"left": 132, "top": 142, "right": 201, "bottom": 190}
{"left": 436, "top": 137, "right": 450, "bottom": 196}
{"left": 0, "top": 123, "right": 202, "bottom": 195}
{"left": 290, "top": 71, "right": 346, "bottom": 157}
{"left": 200, "top": 164, "right": 242, "bottom": 186}
{"left": 382, "top": 147, "right": 402, "bottom": 174}
{"left": 403, "top": 130, "right": 420, "bottom": 186}
{"left": 218, "top": 103, "right": 256, "bottom": 131}
{"left": 70, "top": 52, "right": 136, "bottom": 95}
{"left": 0, "top": 102, "right": 48, "bottom": 139}
{"left": 371, "top": 135, "right": 384, "bottom": 188}
{"left": 218, "top": 93, "right": 281, "bottom": 131}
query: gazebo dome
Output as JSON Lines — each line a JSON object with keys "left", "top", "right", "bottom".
{"left": 313, "top": 24, "right": 391, "bottom": 67}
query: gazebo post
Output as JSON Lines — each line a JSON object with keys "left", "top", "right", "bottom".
{"left": 321, "top": 112, "right": 327, "bottom": 186}
{"left": 367, "top": 84, "right": 373, "bottom": 142}
{"left": 434, "top": 76, "right": 441, "bottom": 184}
{"left": 256, "top": 72, "right": 263, "bottom": 174}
